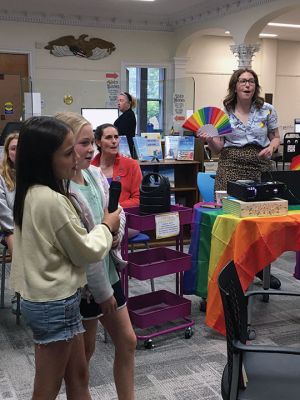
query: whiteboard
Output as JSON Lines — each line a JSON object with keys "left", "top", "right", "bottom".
{"left": 81, "top": 108, "right": 119, "bottom": 130}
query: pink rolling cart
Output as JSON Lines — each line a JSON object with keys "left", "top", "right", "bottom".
{"left": 122, "top": 205, "right": 195, "bottom": 349}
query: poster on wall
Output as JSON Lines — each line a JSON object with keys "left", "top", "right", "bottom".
{"left": 24, "top": 93, "right": 42, "bottom": 120}
{"left": 173, "top": 93, "right": 185, "bottom": 116}
{"left": 106, "top": 72, "right": 120, "bottom": 108}
{"left": 4, "top": 101, "right": 14, "bottom": 115}
{"left": 173, "top": 93, "right": 186, "bottom": 132}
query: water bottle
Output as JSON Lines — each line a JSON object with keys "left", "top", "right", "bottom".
{"left": 146, "top": 122, "right": 154, "bottom": 132}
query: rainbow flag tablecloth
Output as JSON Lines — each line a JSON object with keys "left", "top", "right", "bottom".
{"left": 184, "top": 206, "right": 300, "bottom": 335}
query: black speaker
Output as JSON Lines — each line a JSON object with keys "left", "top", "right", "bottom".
{"left": 139, "top": 173, "right": 170, "bottom": 215}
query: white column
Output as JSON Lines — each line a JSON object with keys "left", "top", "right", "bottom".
{"left": 260, "top": 39, "right": 277, "bottom": 98}
{"left": 230, "top": 43, "right": 261, "bottom": 69}
{"left": 173, "top": 57, "right": 190, "bottom": 80}
{"left": 170, "top": 57, "right": 191, "bottom": 134}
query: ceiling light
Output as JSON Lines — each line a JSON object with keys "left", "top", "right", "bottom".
{"left": 259, "top": 33, "right": 278, "bottom": 37}
{"left": 225, "top": 31, "right": 230, "bottom": 34}
{"left": 268, "top": 22, "right": 300, "bottom": 29}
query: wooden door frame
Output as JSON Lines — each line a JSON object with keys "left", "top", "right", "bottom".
{"left": 0, "top": 49, "right": 33, "bottom": 80}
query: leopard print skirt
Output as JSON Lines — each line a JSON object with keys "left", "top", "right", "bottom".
{"left": 214, "top": 144, "right": 272, "bottom": 192}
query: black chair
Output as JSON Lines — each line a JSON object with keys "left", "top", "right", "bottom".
{"left": 218, "top": 260, "right": 300, "bottom": 400}
{"left": 282, "top": 132, "right": 300, "bottom": 170}
{"left": 271, "top": 148, "right": 282, "bottom": 170}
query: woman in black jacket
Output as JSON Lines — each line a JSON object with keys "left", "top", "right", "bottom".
{"left": 114, "top": 92, "right": 136, "bottom": 157}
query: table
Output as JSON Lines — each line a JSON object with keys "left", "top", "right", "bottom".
{"left": 184, "top": 205, "right": 300, "bottom": 335}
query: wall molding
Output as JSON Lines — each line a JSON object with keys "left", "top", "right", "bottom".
{"left": 0, "top": 0, "right": 277, "bottom": 32}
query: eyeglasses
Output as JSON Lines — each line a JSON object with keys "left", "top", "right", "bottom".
{"left": 237, "top": 78, "right": 256, "bottom": 85}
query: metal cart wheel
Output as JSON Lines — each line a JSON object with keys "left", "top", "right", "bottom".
{"left": 199, "top": 298, "right": 207, "bottom": 312}
{"left": 184, "top": 327, "right": 193, "bottom": 339}
{"left": 144, "top": 339, "right": 155, "bottom": 349}
{"left": 247, "top": 327, "right": 256, "bottom": 340}
{"left": 262, "top": 293, "right": 269, "bottom": 303}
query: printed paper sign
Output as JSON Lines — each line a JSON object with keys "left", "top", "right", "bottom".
{"left": 155, "top": 212, "right": 180, "bottom": 239}
{"left": 106, "top": 72, "right": 120, "bottom": 107}
{"left": 173, "top": 93, "right": 185, "bottom": 116}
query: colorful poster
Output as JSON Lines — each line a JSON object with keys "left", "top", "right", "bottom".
{"left": 106, "top": 72, "right": 120, "bottom": 107}
{"left": 4, "top": 101, "right": 13, "bottom": 114}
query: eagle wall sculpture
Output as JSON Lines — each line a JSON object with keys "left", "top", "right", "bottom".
{"left": 44, "top": 34, "right": 116, "bottom": 60}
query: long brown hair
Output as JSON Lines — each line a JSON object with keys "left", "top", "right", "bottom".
{"left": 0, "top": 132, "right": 19, "bottom": 191}
{"left": 14, "top": 117, "right": 72, "bottom": 229}
{"left": 223, "top": 68, "right": 264, "bottom": 112}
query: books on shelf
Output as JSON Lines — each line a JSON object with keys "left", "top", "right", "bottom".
{"left": 133, "top": 136, "right": 163, "bottom": 161}
{"left": 161, "top": 167, "right": 175, "bottom": 188}
{"left": 141, "top": 165, "right": 175, "bottom": 188}
{"left": 177, "top": 136, "right": 195, "bottom": 160}
{"left": 164, "top": 135, "right": 195, "bottom": 160}
{"left": 119, "top": 136, "right": 131, "bottom": 157}
{"left": 134, "top": 135, "right": 194, "bottom": 161}
{"left": 133, "top": 137, "right": 147, "bottom": 161}
{"left": 164, "top": 136, "right": 180, "bottom": 160}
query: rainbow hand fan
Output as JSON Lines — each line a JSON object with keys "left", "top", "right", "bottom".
{"left": 182, "top": 106, "right": 232, "bottom": 137}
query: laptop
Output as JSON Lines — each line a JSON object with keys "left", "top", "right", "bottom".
{"left": 261, "top": 170, "right": 300, "bottom": 205}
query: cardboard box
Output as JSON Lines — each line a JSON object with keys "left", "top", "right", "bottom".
{"left": 222, "top": 197, "right": 288, "bottom": 218}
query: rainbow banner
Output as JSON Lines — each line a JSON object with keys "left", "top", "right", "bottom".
{"left": 205, "top": 209, "right": 300, "bottom": 335}
{"left": 183, "top": 205, "right": 300, "bottom": 335}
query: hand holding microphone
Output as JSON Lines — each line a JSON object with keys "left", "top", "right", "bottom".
{"left": 102, "top": 181, "right": 122, "bottom": 235}
{"left": 108, "top": 181, "right": 122, "bottom": 213}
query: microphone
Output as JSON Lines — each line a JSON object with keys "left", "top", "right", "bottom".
{"left": 108, "top": 181, "right": 122, "bottom": 213}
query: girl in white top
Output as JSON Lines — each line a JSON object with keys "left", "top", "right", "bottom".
{"left": 56, "top": 112, "right": 136, "bottom": 400}
{"left": 10, "top": 116, "right": 121, "bottom": 400}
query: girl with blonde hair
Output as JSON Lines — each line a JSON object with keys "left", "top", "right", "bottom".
{"left": 0, "top": 132, "right": 19, "bottom": 254}
{"left": 56, "top": 111, "right": 136, "bottom": 400}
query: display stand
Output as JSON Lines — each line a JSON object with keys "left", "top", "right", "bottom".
{"left": 122, "top": 205, "right": 195, "bottom": 348}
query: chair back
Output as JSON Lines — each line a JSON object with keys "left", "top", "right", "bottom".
{"left": 218, "top": 261, "right": 249, "bottom": 396}
{"left": 282, "top": 132, "right": 300, "bottom": 169}
{"left": 197, "top": 172, "right": 215, "bottom": 202}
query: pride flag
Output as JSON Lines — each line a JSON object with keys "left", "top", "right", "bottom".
{"left": 205, "top": 209, "right": 300, "bottom": 335}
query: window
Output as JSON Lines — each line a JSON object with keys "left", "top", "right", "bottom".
{"left": 127, "top": 66, "right": 166, "bottom": 134}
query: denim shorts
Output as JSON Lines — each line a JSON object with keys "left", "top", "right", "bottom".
{"left": 80, "top": 280, "right": 126, "bottom": 320}
{"left": 21, "top": 289, "right": 85, "bottom": 345}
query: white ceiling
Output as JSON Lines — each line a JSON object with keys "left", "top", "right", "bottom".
{"left": 1, "top": 0, "right": 300, "bottom": 40}
{"left": 261, "top": 10, "right": 300, "bottom": 41}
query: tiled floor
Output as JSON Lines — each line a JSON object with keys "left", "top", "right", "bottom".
{"left": 1, "top": 251, "right": 300, "bottom": 399}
